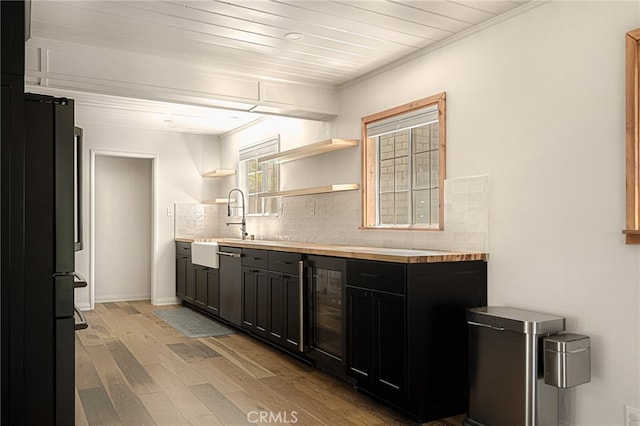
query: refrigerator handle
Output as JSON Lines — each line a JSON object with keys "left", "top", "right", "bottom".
{"left": 298, "top": 260, "right": 305, "bottom": 353}
{"left": 73, "top": 272, "right": 87, "bottom": 288}
{"left": 74, "top": 306, "right": 88, "bottom": 331}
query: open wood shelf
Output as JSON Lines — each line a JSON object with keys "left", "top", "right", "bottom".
{"left": 257, "top": 138, "right": 358, "bottom": 164}
{"left": 258, "top": 184, "right": 359, "bottom": 198}
{"left": 202, "top": 198, "right": 235, "bottom": 204}
{"left": 201, "top": 169, "right": 236, "bottom": 178}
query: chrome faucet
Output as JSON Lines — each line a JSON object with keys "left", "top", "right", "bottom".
{"left": 226, "top": 188, "right": 248, "bottom": 240}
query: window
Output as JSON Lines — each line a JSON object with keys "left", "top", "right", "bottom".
{"left": 624, "top": 28, "right": 640, "bottom": 244}
{"left": 361, "top": 93, "right": 446, "bottom": 230}
{"left": 238, "top": 137, "right": 280, "bottom": 215}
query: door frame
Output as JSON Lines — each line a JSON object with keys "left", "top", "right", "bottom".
{"left": 89, "top": 149, "right": 158, "bottom": 309}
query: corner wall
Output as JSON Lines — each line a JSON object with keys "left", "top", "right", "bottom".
{"left": 335, "top": 1, "right": 640, "bottom": 424}
{"left": 73, "top": 117, "right": 215, "bottom": 308}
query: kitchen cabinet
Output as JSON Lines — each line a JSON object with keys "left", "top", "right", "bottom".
{"left": 176, "top": 242, "right": 219, "bottom": 316}
{"left": 267, "top": 251, "right": 302, "bottom": 351}
{"left": 175, "top": 242, "right": 192, "bottom": 300}
{"left": 242, "top": 248, "right": 303, "bottom": 352}
{"left": 346, "top": 260, "right": 406, "bottom": 405}
{"left": 241, "top": 249, "right": 269, "bottom": 339}
{"left": 346, "top": 258, "right": 487, "bottom": 422}
{"left": 194, "top": 265, "right": 219, "bottom": 315}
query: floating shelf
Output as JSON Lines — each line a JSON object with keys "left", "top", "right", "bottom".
{"left": 202, "top": 198, "right": 236, "bottom": 204}
{"left": 258, "top": 184, "right": 360, "bottom": 198}
{"left": 202, "top": 169, "right": 236, "bottom": 178}
{"left": 257, "top": 138, "right": 359, "bottom": 164}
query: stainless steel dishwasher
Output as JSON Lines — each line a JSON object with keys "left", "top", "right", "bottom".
{"left": 217, "top": 246, "right": 242, "bottom": 327}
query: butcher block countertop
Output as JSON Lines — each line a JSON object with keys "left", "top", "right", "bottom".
{"left": 176, "top": 237, "right": 488, "bottom": 264}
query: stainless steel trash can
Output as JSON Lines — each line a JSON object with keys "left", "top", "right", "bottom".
{"left": 465, "top": 307, "right": 566, "bottom": 426}
{"left": 544, "top": 333, "right": 591, "bottom": 388}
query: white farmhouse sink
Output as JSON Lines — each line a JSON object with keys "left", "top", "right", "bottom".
{"left": 191, "top": 241, "right": 219, "bottom": 268}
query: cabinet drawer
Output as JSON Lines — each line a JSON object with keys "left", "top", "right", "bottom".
{"left": 269, "top": 251, "right": 302, "bottom": 275}
{"left": 242, "top": 248, "right": 268, "bottom": 269}
{"left": 176, "top": 242, "right": 191, "bottom": 257}
{"left": 347, "top": 260, "right": 405, "bottom": 294}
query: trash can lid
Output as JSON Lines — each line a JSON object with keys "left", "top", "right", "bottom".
{"left": 467, "top": 306, "right": 566, "bottom": 335}
{"left": 544, "top": 333, "right": 590, "bottom": 352}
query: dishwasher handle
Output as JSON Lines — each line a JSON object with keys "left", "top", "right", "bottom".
{"left": 217, "top": 251, "right": 242, "bottom": 258}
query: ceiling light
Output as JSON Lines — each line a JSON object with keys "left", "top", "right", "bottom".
{"left": 284, "top": 32, "right": 304, "bottom": 41}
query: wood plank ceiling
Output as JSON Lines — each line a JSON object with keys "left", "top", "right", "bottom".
{"left": 29, "top": 0, "right": 531, "bottom": 134}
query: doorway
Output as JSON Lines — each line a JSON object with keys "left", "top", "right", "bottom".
{"left": 90, "top": 151, "right": 157, "bottom": 309}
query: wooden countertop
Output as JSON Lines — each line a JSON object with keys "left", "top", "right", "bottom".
{"left": 176, "top": 237, "right": 488, "bottom": 264}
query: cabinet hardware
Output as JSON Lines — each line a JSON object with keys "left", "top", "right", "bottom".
{"left": 379, "top": 379, "right": 400, "bottom": 390}
{"left": 298, "top": 260, "right": 305, "bottom": 353}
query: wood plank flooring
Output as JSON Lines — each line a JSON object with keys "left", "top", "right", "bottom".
{"left": 75, "top": 301, "right": 465, "bottom": 426}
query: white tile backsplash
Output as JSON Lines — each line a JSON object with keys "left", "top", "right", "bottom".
{"left": 175, "top": 175, "right": 490, "bottom": 252}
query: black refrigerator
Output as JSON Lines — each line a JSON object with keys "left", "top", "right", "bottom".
{"left": 21, "top": 93, "right": 83, "bottom": 425}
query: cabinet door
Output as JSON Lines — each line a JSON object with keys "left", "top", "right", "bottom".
{"left": 194, "top": 266, "right": 208, "bottom": 309}
{"left": 184, "top": 262, "right": 195, "bottom": 303}
{"left": 268, "top": 272, "right": 285, "bottom": 345}
{"left": 346, "top": 287, "right": 374, "bottom": 384}
{"left": 176, "top": 255, "right": 187, "bottom": 298}
{"left": 206, "top": 268, "right": 220, "bottom": 315}
{"left": 374, "top": 292, "right": 405, "bottom": 403}
{"left": 241, "top": 266, "right": 256, "bottom": 331}
{"left": 283, "top": 273, "right": 301, "bottom": 352}
{"left": 254, "top": 269, "right": 269, "bottom": 339}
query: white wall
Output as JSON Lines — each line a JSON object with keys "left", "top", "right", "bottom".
{"left": 94, "top": 156, "right": 152, "bottom": 302}
{"left": 218, "top": 1, "right": 640, "bottom": 424}
{"left": 73, "top": 116, "right": 217, "bottom": 308}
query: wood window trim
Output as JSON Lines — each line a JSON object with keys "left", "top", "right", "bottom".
{"left": 624, "top": 28, "right": 640, "bottom": 244}
{"left": 361, "top": 92, "right": 446, "bottom": 231}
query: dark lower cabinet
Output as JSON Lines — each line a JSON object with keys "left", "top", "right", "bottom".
{"left": 194, "top": 265, "right": 219, "bottom": 315}
{"left": 206, "top": 268, "right": 220, "bottom": 314}
{"left": 347, "top": 259, "right": 487, "bottom": 422}
{"left": 176, "top": 242, "right": 219, "bottom": 317}
{"left": 347, "top": 283, "right": 406, "bottom": 405}
{"left": 242, "top": 249, "right": 302, "bottom": 353}
{"left": 175, "top": 242, "right": 191, "bottom": 300}
{"left": 267, "top": 271, "right": 300, "bottom": 351}
{"left": 241, "top": 265, "right": 269, "bottom": 340}
{"left": 175, "top": 242, "right": 487, "bottom": 423}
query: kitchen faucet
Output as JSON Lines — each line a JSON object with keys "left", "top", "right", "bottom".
{"left": 226, "top": 188, "right": 248, "bottom": 240}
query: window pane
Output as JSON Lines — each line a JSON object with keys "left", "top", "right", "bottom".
{"left": 248, "top": 194, "right": 258, "bottom": 214}
{"left": 413, "top": 151, "right": 430, "bottom": 189}
{"left": 380, "top": 134, "right": 395, "bottom": 160}
{"left": 412, "top": 126, "right": 431, "bottom": 153}
{"left": 413, "top": 189, "right": 431, "bottom": 225}
{"left": 395, "top": 157, "right": 409, "bottom": 191}
{"left": 379, "top": 158, "right": 394, "bottom": 193}
{"left": 379, "top": 193, "right": 394, "bottom": 225}
{"left": 395, "top": 130, "right": 410, "bottom": 157}
{"left": 430, "top": 149, "right": 439, "bottom": 189}
{"left": 395, "top": 191, "right": 409, "bottom": 224}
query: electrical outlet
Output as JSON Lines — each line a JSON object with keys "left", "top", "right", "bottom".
{"left": 625, "top": 405, "right": 640, "bottom": 426}
{"left": 167, "top": 206, "right": 174, "bottom": 217}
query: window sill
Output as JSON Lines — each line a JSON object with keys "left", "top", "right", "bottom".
{"left": 361, "top": 225, "right": 443, "bottom": 231}
{"left": 622, "top": 229, "right": 640, "bottom": 244}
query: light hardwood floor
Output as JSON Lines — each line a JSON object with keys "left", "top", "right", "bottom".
{"left": 75, "top": 301, "right": 465, "bottom": 426}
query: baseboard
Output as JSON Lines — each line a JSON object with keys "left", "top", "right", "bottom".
{"left": 154, "top": 297, "right": 181, "bottom": 306}
{"left": 95, "top": 294, "right": 151, "bottom": 303}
